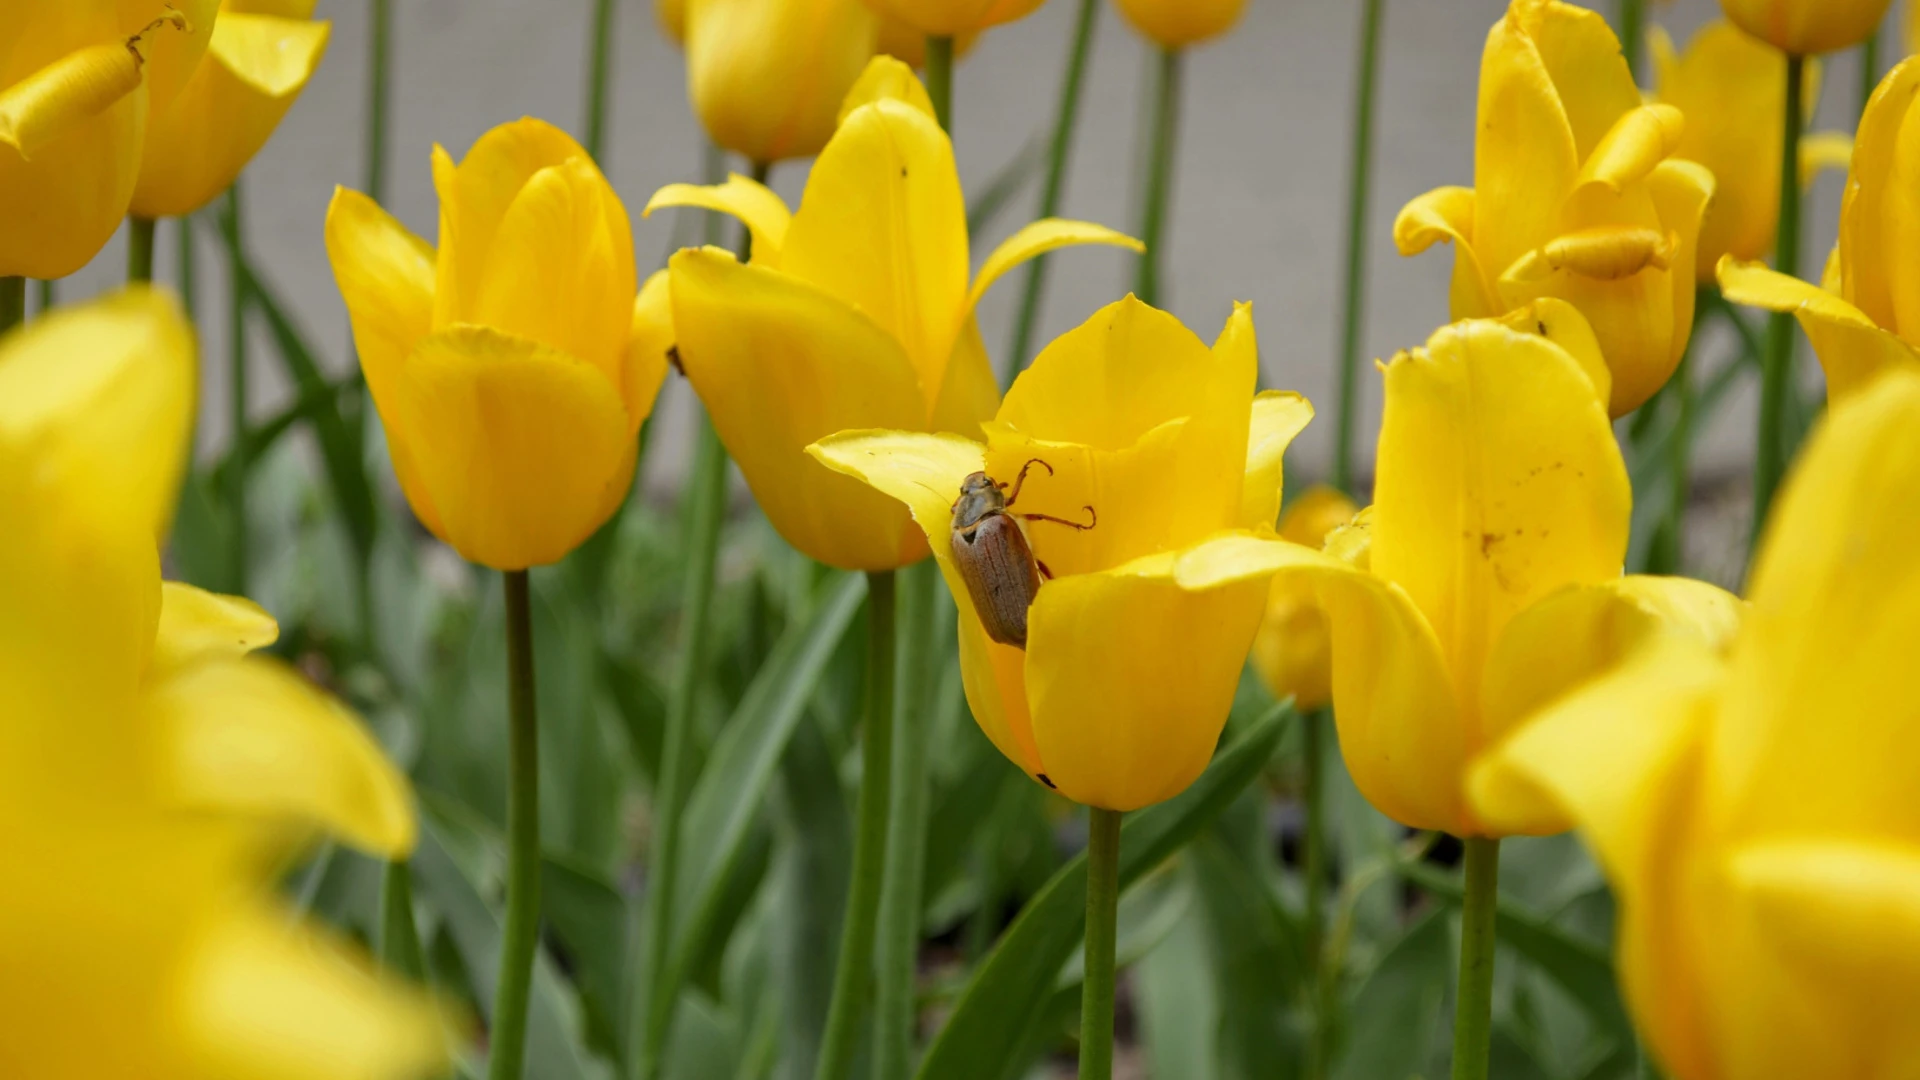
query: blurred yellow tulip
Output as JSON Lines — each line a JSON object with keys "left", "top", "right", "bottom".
{"left": 646, "top": 57, "right": 1139, "bottom": 573}
{"left": 1472, "top": 368, "right": 1920, "bottom": 1080}
{"left": 857, "top": 0, "right": 1045, "bottom": 38}
{"left": 0, "top": 287, "right": 446, "bottom": 1078}
{"left": 814, "top": 297, "right": 1313, "bottom": 811}
{"left": 1175, "top": 304, "right": 1742, "bottom": 836}
{"left": 686, "top": 0, "right": 880, "bottom": 164}
{"left": 1719, "top": 0, "right": 1890, "bottom": 55}
{"left": 875, "top": 14, "right": 977, "bottom": 66}
{"left": 0, "top": 0, "right": 219, "bottom": 277}
{"left": 129, "top": 0, "right": 330, "bottom": 218}
{"left": 1112, "top": 0, "right": 1247, "bottom": 48}
{"left": 1648, "top": 21, "right": 1848, "bottom": 281}
{"left": 658, "top": 0, "right": 689, "bottom": 44}
{"left": 1395, "top": 0, "right": 1713, "bottom": 417}
{"left": 1248, "top": 486, "right": 1358, "bottom": 714}
{"left": 1719, "top": 58, "right": 1920, "bottom": 404}
{"left": 325, "top": 118, "right": 667, "bottom": 572}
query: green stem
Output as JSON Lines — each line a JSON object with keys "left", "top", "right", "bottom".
{"left": 924, "top": 36, "right": 954, "bottom": 132}
{"left": 813, "top": 570, "right": 899, "bottom": 1080}
{"left": 379, "top": 858, "right": 427, "bottom": 981}
{"left": 1451, "top": 837, "right": 1500, "bottom": 1080}
{"left": 226, "top": 189, "right": 249, "bottom": 595}
{"left": 33, "top": 278, "right": 53, "bottom": 317}
{"left": 1332, "top": 0, "right": 1384, "bottom": 493}
{"left": 365, "top": 0, "right": 393, "bottom": 201}
{"left": 128, "top": 216, "right": 156, "bottom": 283}
{"left": 1304, "top": 709, "right": 1330, "bottom": 1080}
{"left": 873, "top": 561, "right": 938, "bottom": 1078}
{"left": 490, "top": 570, "right": 542, "bottom": 1080}
{"left": 1616, "top": 0, "right": 1644, "bottom": 81}
{"left": 584, "top": 0, "right": 619, "bottom": 160}
{"left": 1078, "top": 806, "right": 1123, "bottom": 1080}
{"left": 1649, "top": 295, "right": 1704, "bottom": 576}
{"left": 1753, "top": 53, "right": 1805, "bottom": 549}
{"left": 0, "top": 277, "right": 22, "bottom": 333}
{"left": 1861, "top": 30, "right": 1881, "bottom": 120}
{"left": 1003, "top": 0, "right": 1100, "bottom": 384}
{"left": 1134, "top": 47, "right": 1183, "bottom": 308}
{"left": 177, "top": 216, "right": 196, "bottom": 319}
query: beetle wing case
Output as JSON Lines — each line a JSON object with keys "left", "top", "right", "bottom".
{"left": 951, "top": 512, "right": 1043, "bottom": 648}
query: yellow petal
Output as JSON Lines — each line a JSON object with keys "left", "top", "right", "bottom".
{"left": 686, "top": 0, "right": 878, "bottom": 164}
{"left": 121, "top": 0, "right": 218, "bottom": 120}
{"left": 1717, "top": 256, "right": 1920, "bottom": 402}
{"left": 1572, "top": 104, "right": 1684, "bottom": 194}
{"left": 643, "top": 172, "right": 792, "bottom": 264}
{"left": 674, "top": 248, "right": 928, "bottom": 571}
{"left": 148, "top": 657, "right": 416, "bottom": 857}
{"left": 1240, "top": 391, "right": 1315, "bottom": 531}
{"left": 1111, "top": 0, "right": 1247, "bottom": 47}
{"left": 1719, "top": 0, "right": 1892, "bottom": 56}
{"left": 1393, "top": 186, "right": 1499, "bottom": 318}
{"left": 395, "top": 327, "right": 634, "bottom": 570}
{"left": 0, "top": 37, "right": 145, "bottom": 161}
{"left": 1839, "top": 57, "right": 1920, "bottom": 335}
{"left": 431, "top": 117, "right": 590, "bottom": 329}
{"left": 1507, "top": 0, "right": 1642, "bottom": 160}
{"left": 1883, "top": 62, "right": 1920, "bottom": 350}
{"left": 836, "top": 53, "right": 936, "bottom": 125}
{"left": 1372, "top": 316, "right": 1630, "bottom": 743}
{"left": 1494, "top": 296, "right": 1611, "bottom": 407}
{"left": 1024, "top": 552, "right": 1269, "bottom": 811}
{"left": 323, "top": 186, "right": 444, "bottom": 538}
{"left": 779, "top": 94, "right": 968, "bottom": 407}
{"left": 859, "top": 0, "right": 1045, "bottom": 36}
{"left": 151, "top": 582, "right": 278, "bottom": 675}
{"left": 1799, "top": 131, "right": 1854, "bottom": 185}
{"left": 1176, "top": 534, "right": 1471, "bottom": 833}
{"left": 927, "top": 315, "right": 1001, "bottom": 442}
{"left": 129, "top": 13, "right": 331, "bottom": 218}
{"left": 1248, "top": 487, "right": 1360, "bottom": 712}
{"left": 1472, "top": 3, "right": 1583, "bottom": 277}
{"left": 1503, "top": 226, "right": 1671, "bottom": 284}
{"left": 1642, "top": 158, "right": 1715, "bottom": 406}
{"left": 964, "top": 219, "right": 1144, "bottom": 316}
{"left": 623, "top": 269, "right": 674, "bottom": 437}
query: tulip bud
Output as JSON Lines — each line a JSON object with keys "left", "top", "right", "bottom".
{"left": 686, "top": 0, "right": 881, "bottom": 164}
{"left": 1719, "top": 0, "right": 1892, "bottom": 56}
{"left": 858, "top": 0, "right": 1046, "bottom": 38}
{"left": 1113, "top": 0, "right": 1247, "bottom": 48}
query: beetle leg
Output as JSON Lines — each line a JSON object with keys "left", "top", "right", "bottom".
{"left": 1003, "top": 458, "right": 1056, "bottom": 508}
{"left": 1018, "top": 504, "right": 1097, "bottom": 531}
{"left": 1036, "top": 559, "right": 1054, "bottom": 581}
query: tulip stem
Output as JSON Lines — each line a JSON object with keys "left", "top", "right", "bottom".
{"left": 0, "top": 278, "right": 22, "bottom": 334}
{"left": 128, "top": 217, "right": 157, "bottom": 284}
{"left": 584, "top": 0, "right": 619, "bottom": 160}
{"left": 873, "top": 560, "right": 939, "bottom": 1078}
{"left": 1079, "top": 806, "right": 1124, "bottom": 1080}
{"left": 177, "top": 215, "right": 197, "bottom": 320}
{"left": 1135, "top": 47, "right": 1183, "bottom": 308}
{"left": 1861, "top": 30, "right": 1881, "bottom": 121}
{"left": 814, "top": 570, "right": 898, "bottom": 1080}
{"left": 226, "top": 188, "right": 250, "bottom": 596}
{"left": 34, "top": 279, "right": 53, "bottom": 317}
{"left": 1615, "top": 0, "right": 1644, "bottom": 81}
{"left": 1753, "top": 53, "right": 1806, "bottom": 549}
{"left": 378, "top": 858, "right": 426, "bottom": 981}
{"left": 1004, "top": 0, "right": 1101, "bottom": 384}
{"left": 1451, "top": 837, "right": 1500, "bottom": 1080}
{"left": 1332, "top": 0, "right": 1385, "bottom": 494}
{"left": 925, "top": 36, "right": 955, "bottom": 131}
{"left": 1304, "top": 708, "right": 1331, "bottom": 1080}
{"left": 365, "top": 0, "right": 393, "bottom": 202}
{"left": 490, "top": 569, "right": 542, "bottom": 1080}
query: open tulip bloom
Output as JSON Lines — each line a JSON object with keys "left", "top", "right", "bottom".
{"left": 1395, "top": 0, "right": 1713, "bottom": 418}
{"left": 1472, "top": 367, "right": 1920, "bottom": 1080}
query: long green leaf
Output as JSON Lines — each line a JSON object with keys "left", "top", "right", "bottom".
{"left": 914, "top": 702, "right": 1295, "bottom": 1080}
{"left": 1331, "top": 908, "right": 1451, "bottom": 1080}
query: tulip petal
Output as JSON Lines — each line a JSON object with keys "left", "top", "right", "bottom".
{"left": 623, "top": 270, "right": 674, "bottom": 437}
{"left": 204, "top": 11, "right": 328, "bottom": 96}
{"left": 1393, "top": 186, "right": 1499, "bottom": 318}
{"left": 0, "top": 38, "right": 145, "bottom": 161}
{"left": 1839, "top": 57, "right": 1920, "bottom": 333}
{"left": 121, "top": 0, "right": 218, "bottom": 120}
{"left": 928, "top": 315, "right": 1000, "bottom": 439}
{"left": 324, "top": 187, "right": 444, "bottom": 537}
{"left": 396, "top": 327, "right": 633, "bottom": 570}
{"left": 684, "top": 0, "right": 878, "bottom": 164}
{"left": 963, "top": 219, "right": 1144, "bottom": 315}
{"left": 1645, "top": 157, "right": 1714, "bottom": 392}
{"left": 1799, "top": 131, "right": 1855, "bottom": 185}
{"left": 1494, "top": 297, "right": 1611, "bottom": 406}
{"left": 674, "top": 248, "right": 928, "bottom": 571}
{"left": 1240, "top": 391, "right": 1315, "bottom": 531}
{"left": 1372, "top": 317, "right": 1630, "bottom": 740}
{"left": 1474, "top": 5, "right": 1582, "bottom": 278}
{"left": 1573, "top": 104, "right": 1684, "bottom": 194}
{"left": 643, "top": 173, "right": 792, "bottom": 264}
{"left": 1511, "top": 0, "right": 1642, "bottom": 158}
{"left": 837, "top": 54, "right": 935, "bottom": 124}
{"left": 151, "top": 582, "right": 278, "bottom": 675}
{"left": 148, "top": 657, "right": 416, "bottom": 857}
{"left": 1717, "top": 256, "right": 1920, "bottom": 401}
{"left": 1176, "top": 534, "right": 1469, "bottom": 833}
{"left": 431, "top": 118, "right": 590, "bottom": 328}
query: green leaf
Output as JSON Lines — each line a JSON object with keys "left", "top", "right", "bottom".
{"left": 768, "top": 712, "right": 852, "bottom": 1080}
{"left": 914, "top": 702, "right": 1295, "bottom": 1080}
{"left": 1136, "top": 867, "right": 1224, "bottom": 1080}
{"left": 1331, "top": 908, "right": 1450, "bottom": 1080}
{"left": 1190, "top": 832, "right": 1308, "bottom": 1080}
{"left": 541, "top": 852, "right": 630, "bottom": 1062}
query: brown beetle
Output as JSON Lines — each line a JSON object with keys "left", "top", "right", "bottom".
{"left": 950, "top": 459, "right": 1096, "bottom": 649}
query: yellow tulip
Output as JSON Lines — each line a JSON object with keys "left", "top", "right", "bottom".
{"left": 875, "top": 14, "right": 977, "bottom": 66}
{"left": 645, "top": 57, "right": 1140, "bottom": 572}
{"left": 1248, "top": 486, "right": 1358, "bottom": 714}
{"left": 1472, "top": 368, "right": 1920, "bottom": 1080}
{"left": 0, "top": 0, "right": 219, "bottom": 278}
{"left": 686, "top": 0, "right": 880, "bottom": 164}
{"left": 1112, "top": 0, "right": 1247, "bottom": 48}
{"left": 813, "top": 297, "right": 1313, "bottom": 811}
{"left": 857, "top": 0, "right": 1045, "bottom": 38}
{"left": 1648, "top": 21, "right": 1849, "bottom": 281}
{"left": 1719, "top": 0, "right": 1890, "bottom": 55}
{"left": 1395, "top": 0, "right": 1714, "bottom": 418}
{"left": 0, "top": 287, "right": 446, "bottom": 1078}
{"left": 326, "top": 117, "right": 667, "bottom": 572}
{"left": 1718, "top": 58, "right": 1920, "bottom": 405}
{"left": 129, "top": 0, "right": 330, "bottom": 218}
{"left": 1173, "top": 303, "right": 1742, "bottom": 836}
{"left": 659, "top": 0, "right": 689, "bottom": 44}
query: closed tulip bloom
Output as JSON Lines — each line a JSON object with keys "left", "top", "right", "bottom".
{"left": 658, "top": 0, "right": 688, "bottom": 44}
{"left": 646, "top": 57, "right": 1139, "bottom": 572}
{"left": 1473, "top": 368, "right": 1920, "bottom": 1080}
{"left": 1719, "top": 58, "right": 1920, "bottom": 404}
{"left": 858, "top": 0, "right": 1044, "bottom": 38}
{"left": 686, "top": 0, "right": 879, "bottom": 164}
{"left": 1719, "top": 0, "right": 1890, "bottom": 56}
{"left": 1113, "top": 0, "right": 1247, "bottom": 48}
{"left": 326, "top": 118, "right": 667, "bottom": 571}
{"left": 0, "top": 288, "right": 446, "bottom": 1077}
{"left": 814, "top": 297, "right": 1312, "bottom": 811}
{"left": 0, "top": 0, "right": 219, "bottom": 277}
{"left": 1395, "top": 0, "right": 1714, "bottom": 417}
{"left": 1248, "top": 486, "right": 1358, "bottom": 713}
{"left": 129, "top": 0, "right": 330, "bottom": 218}
{"left": 1175, "top": 303, "right": 1741, "bottom": 836}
